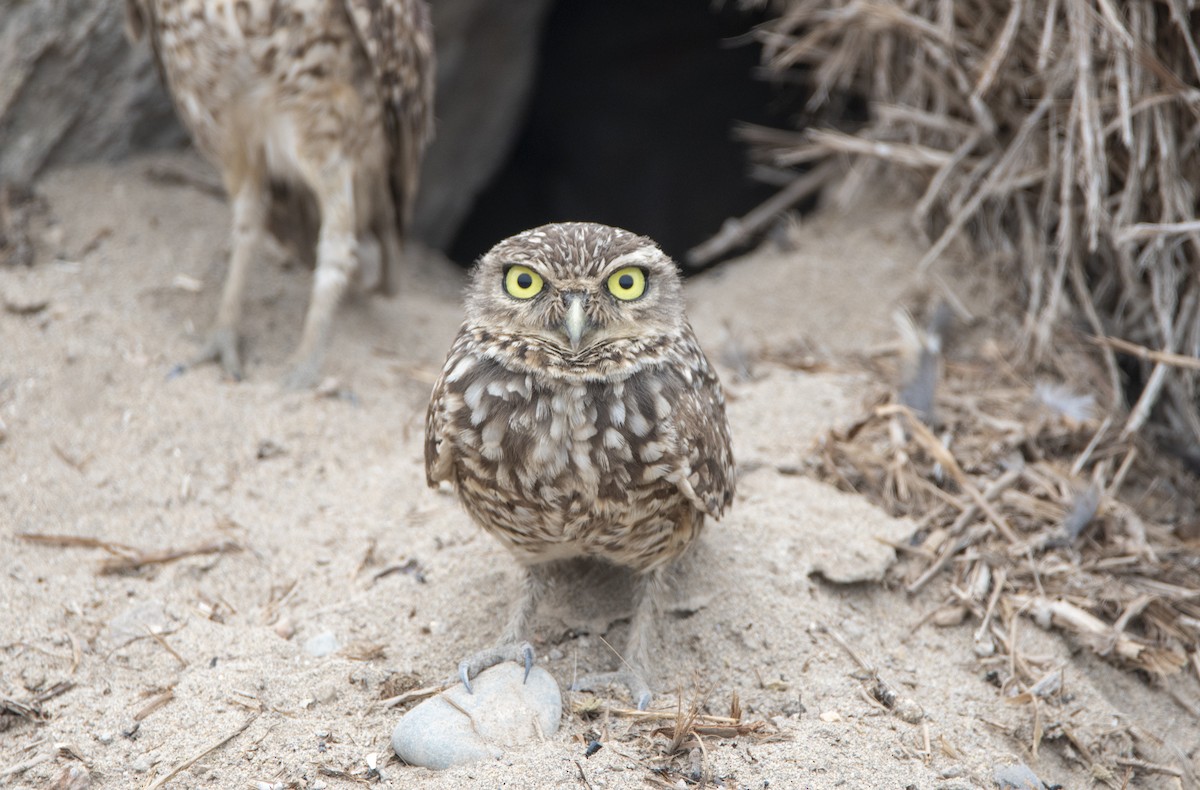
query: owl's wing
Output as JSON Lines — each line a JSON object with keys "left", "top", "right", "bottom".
{"left": 425, "top": 329, "right": 470, "bottom": 488}
{"left": 341, "top": 0, "right": 436, "bottom": 236}
{"left": 660, "top": 326, "right": 736, "bottom": 520}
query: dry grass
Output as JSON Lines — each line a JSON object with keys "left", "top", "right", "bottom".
{"left": 808, "top": 325, "right": 1200, "bottom": 694}
{"left": 743, "top": 0, "right": 1200, "bottom": 451}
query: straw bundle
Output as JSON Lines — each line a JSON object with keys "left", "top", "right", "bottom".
{"left": 811, "top": 342, "right": 1199, "bottom": 686}
{"left": 746, "top": 0, "right": 1200, "bottom": 449}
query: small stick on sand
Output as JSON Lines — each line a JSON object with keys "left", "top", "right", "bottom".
{"left": 146, "top": 712, "right": 259, "bottom": 789}
{"left": 17, "top": 533, "right": 136, "bottom": 556}
{"left": 685, "top": 161, "right": 838, "bottom": 267}
{"left": 144, "top": 625, "right": 188, "bottom": 668}
{"left": 100, "top": 540, "right": 241, "bottom": 575}
{"left": 379, "top": 683, "right": 451, "bottom": 709}
{"left": 133, "top": 689, "right": 175, "bottom": 722}
{"left": 1113, "top": 757, "right": 1183, "bottom": 778}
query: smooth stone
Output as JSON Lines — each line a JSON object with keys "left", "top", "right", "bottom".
{"left": 104, "top": 600, "right": 173, "bottom": 649}
{"left": 993, "top": 762, "right": 1051, "bottom": 790}
{"left": 303, "top": 631, "right": 340, "bottom": 658}
{"left": 392, "top": 663, "right": 561, "bottom": 770}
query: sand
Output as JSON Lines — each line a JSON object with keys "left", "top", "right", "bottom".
{"left": 2, "top": 153, "right": 1197, "bottom": 789}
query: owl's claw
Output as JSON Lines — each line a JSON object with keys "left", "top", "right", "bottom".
{"left": 458, "top": 662, "right": 474, "bottom": 695}
{"left": 185, "top": 327, "right": 243, "bottom": 382}
{"left": 454, "top": 641, "right": 536, "bottom": 694}
{"left": 571, "top": 670, "right": 653, "bottom": 711}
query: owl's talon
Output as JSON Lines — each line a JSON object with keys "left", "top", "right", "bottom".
{"left": 458, "top": 661, "right": 474, "bottom": 694}
{"left": 455, "top": 642, "right": 537, "bottom": 693}
{"left": 187, "top": 327, "right": 243, "bottom": 381}
{"left": 522, "top": 642, "right": 535, "bottom": 684}
{"left": 571, "top": 670, "right": 653, "bottom": 710}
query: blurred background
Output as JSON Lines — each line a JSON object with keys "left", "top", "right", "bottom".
{"left": 0, "top": 0, "right": 803, "bottom": 266}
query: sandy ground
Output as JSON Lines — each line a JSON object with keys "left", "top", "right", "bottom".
{"left": 2, "top": 154, "right": 1199, "bottom": 789}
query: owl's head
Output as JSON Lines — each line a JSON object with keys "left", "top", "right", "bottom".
{"left": 465, "top": 223, "right": 686, "bottom": 355}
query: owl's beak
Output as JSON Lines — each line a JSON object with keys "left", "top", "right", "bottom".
{"left": 563, "top": 293, "right": 589, "bottom": 352}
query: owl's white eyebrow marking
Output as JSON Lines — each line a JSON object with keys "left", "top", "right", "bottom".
{"left": 606, "top": 247, "right": 660, "bottom": 273}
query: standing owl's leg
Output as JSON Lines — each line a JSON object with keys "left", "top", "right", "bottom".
{"left": 571, "top": 566, "right": 665, "bottom": 710}
{"left": 369, "top": 180, "right": 402, "bottom": 297}
{"left": 189, "top": 172, "right": 267, "bottom": 380}
{"left": 371, "top": 217, "right": 402, "bottom": 297}
{"left": 283, "top": 162, "right": 358, "bottom": 389}
{"left": 455, "top": 563, "right": 548, "bottom": 692}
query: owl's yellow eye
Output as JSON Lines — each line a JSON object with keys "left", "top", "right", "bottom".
{"left": 606, "top": 267, "right": 646, "bottom": 301}
{"left": 504, "top": 265, "right": 544, "bottom": 299}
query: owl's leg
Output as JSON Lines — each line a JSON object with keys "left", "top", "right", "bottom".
{"left": 368, "top": 180, "right": 402, "bottom": 297}
{"left": 455, "top": 564, "right": 548, "bottom": 693}
{"left": 571, "top": 566, "right": 665, "bottom": 710}
{"left": 283, "top": 162, "right": 357, "bottom": 389}
{"left": 188, "top": 173, "right": 268, "bottom": 380}
{"left": 371, "top": 218, "right": 402, "bottom": 297}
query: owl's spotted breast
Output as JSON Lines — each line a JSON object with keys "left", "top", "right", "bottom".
{"left": 426, "top": 324, "right": 733, "bottom": 571}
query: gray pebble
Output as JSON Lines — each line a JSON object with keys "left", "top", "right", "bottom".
{"left": 303, "top": 631, "right": 340, "bottom": 658}
{"left": 105, "top": 600, "right": 173, "bottom": 649}
{"left": 313, "top": 682, "right": 339, "bottom": 705}
{"left": 130, "top": 756, "right": 152, "bottom": 774}
{"left": 392, "top": 663, "right": 561, "bottom": 770}
{"left": 994, "top": 762, "right": 1050, "bottom": 789}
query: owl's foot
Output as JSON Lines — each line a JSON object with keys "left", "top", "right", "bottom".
{"left": 571, "top": 670, "right": 653, "bottom": 711}
{"left": 179, "top": 327, "right": 243, "bottom": 382}
{"left": 455, "top": 641, "right": 535, "bottom": 694}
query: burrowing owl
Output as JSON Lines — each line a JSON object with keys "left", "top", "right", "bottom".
{"left": 125, "top": 0, "right": 434, "bottom": 388}
{"left": 425, "top": 223, "right": 735, "bottom": 708}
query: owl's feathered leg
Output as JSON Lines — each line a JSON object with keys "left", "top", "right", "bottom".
{"left": 188, "top": 172, "right": 268, "bottom": 380}
{"left": 367, "top": 180, "right": 402, "bottom": 297}
{"left": 571, "top": 566, "right": 665, "bottom": 711}
{"left": 283, "top": 162, "right": 358, "bottom": 389}
{"left": 455, "top": 563, "right": 548, "bottom": 692}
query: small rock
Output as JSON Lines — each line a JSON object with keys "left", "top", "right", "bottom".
{"left": 2, "top": 285, "right": 50, "bottom": 315}
{"left": 96, "top": 731, "right": 114, "bottom": 745}
{"left": 130, "top": 756, "right": 152, "bottom": 774}
{"left": 273, "top": 617, "right": 295, "bottom": 640}
{"left": 51, "top": 765, "right": 91, "bottom": 790}
{"left": 994, "top": 762, "right": 1050, "bottom": 789}
{"left": 392, "top": 663, "right": 561, "bottom": 770}
{"left": 104, "top": 600, "right": 173, "bottom": 649}
{"left": 313, "top": 682, "right": 339, "bottom": 705}
{"left": 933, "top": 605, "right": 968, "bottom": 627}
{"left": 20, "top": 666, "right": 45, "bottom": 690}
{"left": 893, "top": 697, "right": 924, "bottom": 724}
{"left": 256, "top": 439, "right": 286, "bottom": 460}
{"left": 304, "top": 631, "right": 340, "bottom": 658}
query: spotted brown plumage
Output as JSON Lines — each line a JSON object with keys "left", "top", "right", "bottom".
{"left": 426, "top": 223, "right": 735, "bottom": 708}
{"left": 125, "top": 0, "right": 434, "bottom": 388}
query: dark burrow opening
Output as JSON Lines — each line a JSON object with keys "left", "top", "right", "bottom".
{"left": 447, "top": 0, "right": 800, "bottom": 268}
